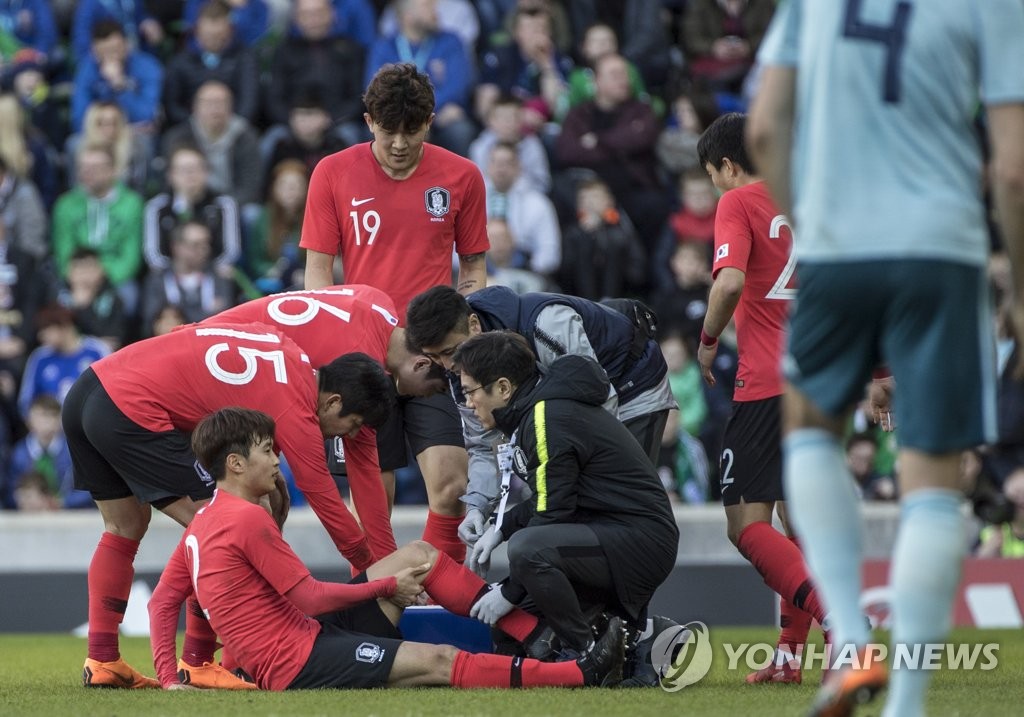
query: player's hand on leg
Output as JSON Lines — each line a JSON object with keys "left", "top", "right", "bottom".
{"left": 389, "top": 562, "right": 432, "bottom": 608}
{"left": 467, "top": 526, "right": 503, "bottom": 577}
{"left": 458, "top": 508, "right": 487, "bottom": 547}
{"left": 470, "top": 584, "right": 515, "bottom": 626}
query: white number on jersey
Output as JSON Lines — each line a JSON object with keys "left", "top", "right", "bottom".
{"left": 184, "top": 534, "right": 210, "bottom": 619}
{"left": 721, "top": 448, "right": 736, "bottom": 490}
{"left": 765, "top": 215, "right": 797, "bottom": 301}
{"left": 197, "top": 328, "right": 289, "bottom": 386}
{"left": 349, "top": 210, "right": 381, "bottom": 246}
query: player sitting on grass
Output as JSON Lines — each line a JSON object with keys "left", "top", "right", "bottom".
{"left": 148, "top": 407, "right": 625, "bottom": 690}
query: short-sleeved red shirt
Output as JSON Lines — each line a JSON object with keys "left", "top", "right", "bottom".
{"left": 164, "top": 490, "right": 319, "bottom": 690}
{"left": 299, "top": 143, "right": 490, "bottom": 321}
{"left": 90, "top": 323, "right": 370, "bottom": 562}
{"left": 712, "top": 181, "right": 795, "bottom": 401}
{"left": 206, "top": 286, "right": 400, "bottom": 558}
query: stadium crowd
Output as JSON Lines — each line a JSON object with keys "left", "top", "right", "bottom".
{"left": 0, "top": 0, "right": 935, "bottom": 516}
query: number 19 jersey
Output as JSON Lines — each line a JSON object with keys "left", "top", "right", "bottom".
{"left": 300, "top": 143, "right": 490, "bottom": 321}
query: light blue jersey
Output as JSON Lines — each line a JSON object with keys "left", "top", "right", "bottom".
{"left": 758, "top": 0, "right": 1024, "bottom": 265}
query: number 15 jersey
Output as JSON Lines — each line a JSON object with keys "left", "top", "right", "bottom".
{"left": 90, "top": 323, "right": 370, "bottom": 563}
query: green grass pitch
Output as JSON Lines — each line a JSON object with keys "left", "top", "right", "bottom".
{"left": 1, "top": 628, "right": 1020, "bottom": 716}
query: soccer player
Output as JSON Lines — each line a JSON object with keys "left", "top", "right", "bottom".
{"left": 207, "top": 284, "right": 447, "bottom": 553}
{"left": 148, "top": 407, "right": 625, "bottom": 690}
{"left": 695, "top": 112, "right": 826, "bottom": 685}
{"left": 748, "top": 2, "right": 1024, "bottom": 715}
{"left": 301, "top": 62, "right": 490, "bottom": 562}
{"left": 64, "top": 322, "right": 394, "bottom": 687}
{"left": 451, "top": 333, "right": 678, "bottom": 679}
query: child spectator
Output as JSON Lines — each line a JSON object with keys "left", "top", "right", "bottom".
{"left": 652, "top": 170, "right": 718, "bottom": 290}
{"left": 558, "top": 177, "right": 645, "bottom": 300}
{"left": 52, "top": 248, "right": 128, "bottom": 351}
{"left": 52, "top": 144, "right": 144, "bottom": 314}
{"left": 469, "top": 94, "right": 550, "bottom": 193}
{"left": 9, "top": 394, "right": 91, "bottom": 509}
{"left": 17, "top": 305, "right": 110, "bottom": 419}
{"left": 67, "top": 101, "right": 149, "bottom": 193}
{"left": 140, "top": 220, "right": 238, "bottom": 331}
{"left": 12, "top": 470, "right": 60, "bottom": 511}
{"left": 652, "top": 241, "right": 712, "bottom": 345}
{"left": 846, "top": 432, "right": 896, "bottom": 501}
{"left": 144, "top": 143, "right": 241, "bottom": 272}
{"left": 245, "top": 159, "right": 308, "bottom": 295}
{"left": 485, "top": 217, "right": 548, "bottom": 294}
{"left": 262, "top": 89, "right": 346, "bottom": 190}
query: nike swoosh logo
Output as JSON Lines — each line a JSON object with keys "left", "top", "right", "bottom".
{"left": 351, "top": 197, "right": 375, "bottom": 206}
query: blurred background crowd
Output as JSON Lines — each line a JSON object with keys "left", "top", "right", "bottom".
{"left": 0, "top": 0, "right": 967, "bottom": 523}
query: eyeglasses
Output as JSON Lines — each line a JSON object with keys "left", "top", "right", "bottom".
{"left": 457, "top": 381, "right": 494, "bottom": 407}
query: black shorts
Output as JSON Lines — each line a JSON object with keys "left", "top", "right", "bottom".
{"left": 374, "top": 393, "right": 466, "bottom": 470}
{"left": 288, "top": 575, "right": 404, "bottom": 690}
{"left": 719, "top": 397, "right": 783, "bottom": 507}
{"left": 63, "top": 368, "right": 215, "bottom": 503}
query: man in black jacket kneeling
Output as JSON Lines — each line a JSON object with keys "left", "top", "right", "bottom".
{"left": 454, "top": 330, "right": 680, "bottom": 685}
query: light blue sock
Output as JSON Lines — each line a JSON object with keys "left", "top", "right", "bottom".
{"left": 882, "top": 489, "right": 965, "bottom": 717}
{"left": 783, "top": 428, "right": 870, "bottom": 652}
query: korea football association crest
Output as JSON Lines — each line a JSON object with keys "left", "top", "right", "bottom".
{"left": 424, "top": 186, "right": 451, "bottom": 217}
{"left": 356, "top": 641, "right": 385, "bottom": 663}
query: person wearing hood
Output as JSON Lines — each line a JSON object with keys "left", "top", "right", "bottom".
{"left": 453, "top": 330, "right": 679, "bottom": 685}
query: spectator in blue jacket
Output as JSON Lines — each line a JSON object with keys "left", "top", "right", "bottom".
{"left": 366, "top": 0, "right": 475, "bottom": 156}
{"left": 0, "top": 0, "right": 58, "bottom": 58}
{"left": 71, "top": 0, "right": 164, "bottom": 62}
{"left": 184, "top": 0, "right": 269, "bottom": 47}
{"left": 71, "top": 20, "right": 163, "bottom": 133}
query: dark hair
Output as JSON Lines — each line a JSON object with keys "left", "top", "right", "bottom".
{"left": 846, "top": 431, "right": 878, "bottom": 452}
{"left": 198, "top": 0, "right": 232, "bottom": 21}
{"left": 492, "top": 93, "right": 524, "bottom": 111}
{"left": 290, "top": 86, "right": 328, "bottom": 113}
{"left": 29, "top": 394, "right": 61, "bottom": 413}
{"left": 91, "top": 19, "right": 125, "bottom": 42}
{"left": 168, "top": 142, "right": 208, "bottom": 166}
{"left": 405, "top": 286, "right": 472, "bottom": 351}
{"left": 453, "top": 331, "right": 537, "bottom": 389}
{"left": 34, "top": 304, "right": 75, "bottom": 331}
{"left": 363, "top": 63, "right": 435, "bottom": 134}
{"left": 316, "top": 352, "right": 395, "bottom": 429}
{"left": 191, "top": 407, "right": 276, "bottom": 482}
{"left": 697, "top": 112, "right": 755, "bottom": 174}
{"left": 70, "top": 247, "right": 102, "bottom": 263}
{"left": 490, "top": 140, "right": 519, "bottom": 159}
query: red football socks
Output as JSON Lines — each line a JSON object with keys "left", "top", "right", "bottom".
{"left": 422, "top": 510, "right": 466, "bottom": 563}
{"left": 421, "top": 551, "right": 539, "bottom": 641}
{"left": 87, "top": 532, "right": 140, "bottom": 662}
{"left": 450, "top": 651, "right": 584, "bottom": 688}
{"left": 182, "top": 597, "right": 217, "bottom": 666}
{"left": 737, "top": 522, "right": 827, "bottom": 624}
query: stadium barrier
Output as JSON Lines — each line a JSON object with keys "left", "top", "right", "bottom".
{"left": 1, "top": 503, "right": 999, "bottom": 633}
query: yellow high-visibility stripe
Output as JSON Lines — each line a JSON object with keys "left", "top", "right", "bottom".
{"left": 534, "top": 401, "right": 548, "bottom": 512}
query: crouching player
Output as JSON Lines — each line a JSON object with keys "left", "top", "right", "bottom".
{"left": 148, "top": 407, "right": 625, "bottom": 690}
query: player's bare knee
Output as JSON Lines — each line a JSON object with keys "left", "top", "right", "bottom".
{"left": 432, "top": 644, "right": 459, "bottom": 678}
{"left": 404, "top": 539, "right": 438, "bottom": 566}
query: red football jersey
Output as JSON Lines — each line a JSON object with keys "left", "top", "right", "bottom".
{"left": 712, "top": 181, "right": 795, "bottom": 401}
{"left": 161, "top": 490, "right": 320, "bottom": 690}
{"left": 299, "top": 143, "right": 490, "bottom": 320}
{"left": 90, "top": 323, "right": 371, "bottom": 563}
{"left": 206, "top": 286, "right": 399, "bottom": 559}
